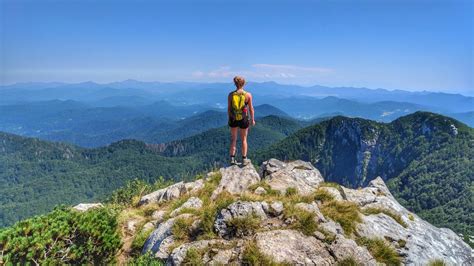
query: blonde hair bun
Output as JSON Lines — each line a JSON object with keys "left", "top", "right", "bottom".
{"left": 233, "top": 76, "right": 246, "bottom": 89}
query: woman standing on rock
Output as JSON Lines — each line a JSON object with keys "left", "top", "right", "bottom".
{"left": 228, "top": 76, "right": 255, "bottom": 166}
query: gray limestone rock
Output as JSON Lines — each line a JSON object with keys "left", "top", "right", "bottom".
{"left": 262, "top": 159, "right": 324, "bottom": 195}
{"left": 214, "top": 201, "right": 267, "bottom": 238}
{"left": 211, "top": 164, "right": 260, "bottom": 199}
{"left": 167, "top": 239, "right": 231, "bottom": 266}
{"left": 295, "top": 202, "right": 326, "bottom": 223}
{"left": 72, "top": 203, "right": 103, "bottom": 212}
{"left": 184, "top": 179, "right": 205, "bottom": 194}
{"left": 260, "top": 158, "right": 288, "bottom": 177}
{"left": 151, "top": 210, "right": 166, "bottom": 222}
{"left": 358, "top": 213, "right": 472, "bottom": 265}
{"left": 320, "top": 220, "right": 344, "bottom": 236}
{"left": 142, "top": 213, "right": 192, "bottom": 255}
{"left": 329, "top": 235, "right": 377, "bottom": 265}
{"left": 344, "top": 177, "right": 472, "bottom": 265}
{"left": 139, "top": 182, "right": 187, "bottom": 206}
{"left": 270, "top": 201, "right": 284, "bottom": 216}
{"left": 170, "top": 197, "right": 203, "bottom": 217}
{"left": 319, "top": 186, "right": 344, "bottom": 201}
{"left": 155, "top": 235, "right": 175, "bottom": 260}
{"left": 255, "top": 229, "right": 335, "bottom": 265}
{"left": 254, "top": 186, "right": 267, "bottom": 195}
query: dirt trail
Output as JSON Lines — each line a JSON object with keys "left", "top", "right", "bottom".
{"left": 116, "top": 210, "right": 147, "bottom": 265}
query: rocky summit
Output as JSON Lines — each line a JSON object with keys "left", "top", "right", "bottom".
{"left": 94, "top": 159, "right": 472, "bottom": 265}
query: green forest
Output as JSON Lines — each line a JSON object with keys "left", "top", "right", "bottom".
{"left": 0, "top": 112, "right": 472, "bottom": 238}
{"left": 0, "top": 115, "right": 307, "bottom": 227}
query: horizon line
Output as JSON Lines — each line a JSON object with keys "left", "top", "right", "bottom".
{"left": 0, "top": 79, "right": 472, "bottom": 96}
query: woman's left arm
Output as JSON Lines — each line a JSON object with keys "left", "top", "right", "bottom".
{"left": 248, "top": 93, "right": 255, "bottom": 126}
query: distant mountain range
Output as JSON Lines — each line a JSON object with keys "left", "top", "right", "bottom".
{"left": 2, "top": 80, "right": 473, "bottom": 112}
{"left": 0, "top": 101, "right": 291, "bottom": 147}
{"left": 0, "top": 94, "right": 472, "bottom": 148}
{"left": 1, "top": 81, "right": 472, "bottom": 149}
{"left": 0, "top": 112, "right": 472, "bottom": 238}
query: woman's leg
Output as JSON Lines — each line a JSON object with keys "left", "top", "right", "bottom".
{"left": 239, "top": 127, "right": 248, "bottom": 157}
{"left": 229, "top": 127, "right": 238, "bottom": 157}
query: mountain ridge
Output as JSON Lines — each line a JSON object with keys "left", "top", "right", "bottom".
{"left": 255, "top": 111, "right": 473, "bottom": 235}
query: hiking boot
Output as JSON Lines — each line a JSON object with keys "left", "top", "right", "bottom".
{"left": 242, "top": 158, "right": 251, "bottom": 166}
{"left": 230, "top": 156, "right": 237, "bottom": 165}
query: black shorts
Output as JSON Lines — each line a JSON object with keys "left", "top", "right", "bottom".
{"left": 228, "top": 118, "right": 249, "bottom": 129}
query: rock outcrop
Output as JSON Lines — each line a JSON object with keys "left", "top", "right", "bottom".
{"left": 133, "top": 158, "right": 471, "bottom": 265}
{"left": 142, "top": 213, "right": 193, "bottom": 255}
{"left": 214, "top": 201, "right": 268, "bottom": 238}
{"left": 211, "top": 163, "right": 260, "bottom": 199}
{"left": 72, "top": 203, "right": 103, "bottom": 212}
{"left": 350, "top": 177, "right": 470, "bottom": 265}
{"left": 139, "top": 179, "right": 205, "bottom": 206}
{"left": 170, "top": 197, "right": 202, "bottom": 217}
{"left": 255, "top": 229, "right": 335, "bottom": 265}
{"left": 329, "top": 235, "right": 376, "bottom": 265}
{"left": 139, "top": 182, "right": 188, "bottom": 206}
{"left": 261, "top": 159, "right": 324, "bottom": 195}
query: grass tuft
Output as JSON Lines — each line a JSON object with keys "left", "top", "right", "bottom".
{"left": 314, "top": 188, "right": 335, "bottom": 203}
{"left": 285, "top": 187, "right": 298, "bottom": 196}
{"left": 182, "top": 248, "right": 204, "bottom": 266}
{"left": 195, "top": 172, "right": 222, "bottom": 200}
{"left": 171, "top": 216, "right": 196, "bottom": 242}
{"left": 241, "top": 241, "right": 287, "bottom": 266}
{"left": 427, "top": 259, "right": 446, "bottom": 266}
{"left": 226, "top": 213, "right": 261, "bottom": 238}
{"left": 315, "top": 226, "right": 336, "bottom": 244}
{"left": 196, "top": 191, "right": 235, "bottom": 240}
{"left": 362, "top": 207, "right": 408, "bottom": 228}
{"left": 397, "top": 239, "right": 406, "bottom": 248}
{"left": 130, "top": 227, "right": 154, "bottom": 256}
{"left": 319, "top": 182, "right": 341, "bottom": 189}
{"left": 356, "top": 237, "right": 401, "bottom": 265}
{"left": 248, "top": 181, "right": 280, "bottom": 196}
{"left": 337, "top": 257, "right": 360, "bottom": 266}
{"left": 320, "top": 200, "right": 361, "bottom": 236}
{"left": 127, "top": 251, "right": 164, "bottom": 265}
{"left": 283, "top": 205, "right": 318, "bottom": 236}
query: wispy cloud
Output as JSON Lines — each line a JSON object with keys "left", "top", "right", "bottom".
{"left": 191, "top": 64, "right": 333, "bottom": 81}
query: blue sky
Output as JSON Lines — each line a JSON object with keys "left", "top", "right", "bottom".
{"left": 1, "top": 0, "right": 473, "bottom": 94}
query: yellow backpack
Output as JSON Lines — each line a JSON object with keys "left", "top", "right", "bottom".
{"left": 231, "top": 90, "right": 248, "bottom": 121}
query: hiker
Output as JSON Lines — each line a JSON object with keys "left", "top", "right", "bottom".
{"left": 228, "top": 76, "right": 255, "bottom": 166}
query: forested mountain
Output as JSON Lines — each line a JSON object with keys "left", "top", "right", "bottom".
{"left": 255, "top": 112, "right": 473, "bottom": 235}
{"left": 1, "top": 112, "right": 472, "bottom": 238}
{"left": 0, "top": 133, "right": 201, "bottom": 227}
{"left": 0, "top": 115, "right": 305, "bottom": 227}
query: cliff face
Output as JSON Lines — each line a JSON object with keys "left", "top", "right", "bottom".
{"left": 120, "top": 159, "right": 471, "bottom": 265}
{"left": 254, "top": 113, "right": 474, "bottom": 235}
